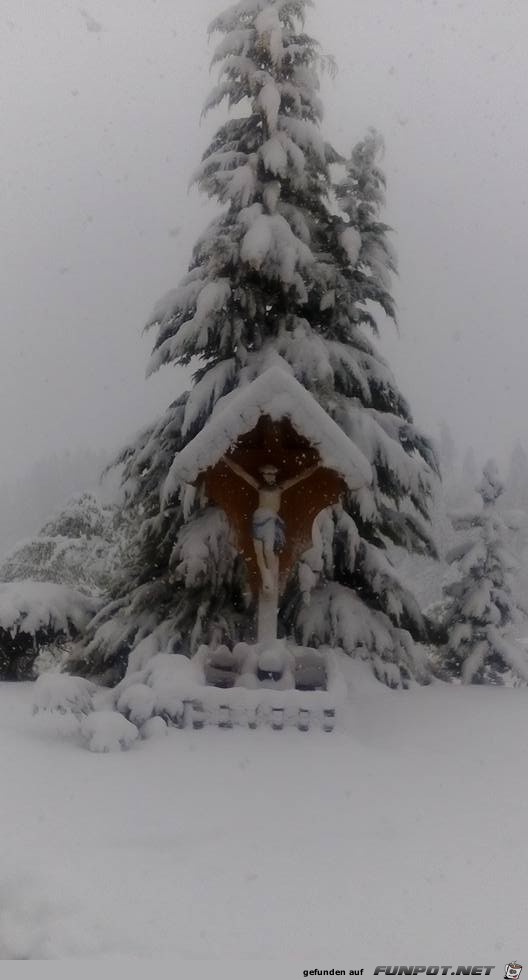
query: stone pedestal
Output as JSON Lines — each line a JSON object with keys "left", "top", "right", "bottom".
{"left": 257, "top": 587, "right": 279, "bottom": 645}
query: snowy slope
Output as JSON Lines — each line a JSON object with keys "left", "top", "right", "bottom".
{"left": 0, "top": 669, "right": 526, "bottom": 960}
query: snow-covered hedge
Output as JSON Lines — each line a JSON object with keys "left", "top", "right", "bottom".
{"left": 0, "top": 581, "right": 99, "bottom": 680}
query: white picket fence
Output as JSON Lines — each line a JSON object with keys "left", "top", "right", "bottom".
{"left": 178, "top": 698, "right": 337, "bottom": 732}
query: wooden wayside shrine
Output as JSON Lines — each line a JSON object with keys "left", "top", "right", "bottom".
{"left": 161, "top": 367, "right": 372, "bottom": 730}
{"left": 203, "top": 414, "right": 346, "bottom": 597}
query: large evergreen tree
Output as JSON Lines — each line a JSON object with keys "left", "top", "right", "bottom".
{"left": 71, "top": 0, "right": 437, "bottom": 688}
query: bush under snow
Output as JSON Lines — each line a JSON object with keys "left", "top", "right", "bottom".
{"left": 81, "top": 711, "right": 139, "bottom": 754}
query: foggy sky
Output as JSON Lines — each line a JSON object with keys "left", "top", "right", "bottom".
{"left": 2, "top": 0, "right": 528, "bottom": 485}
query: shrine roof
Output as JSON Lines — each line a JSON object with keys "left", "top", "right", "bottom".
{"left": 164, "top": 367, "right": 372, "bottom": 497}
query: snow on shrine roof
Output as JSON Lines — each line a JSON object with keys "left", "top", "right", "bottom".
{"left": 164, "top": 367, "right": 372, "bottom": 497}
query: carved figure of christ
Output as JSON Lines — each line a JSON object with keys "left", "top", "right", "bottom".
{"left": 222, "top": 455, "right": 320, "bottom": 596}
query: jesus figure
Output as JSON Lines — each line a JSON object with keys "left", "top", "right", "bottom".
{"left": 222, "top": 456, "right": 320, "bottom": 596}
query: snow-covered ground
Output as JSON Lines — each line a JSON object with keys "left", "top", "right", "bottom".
{"left": 0, "top": 665, "right": 526, "bottom": 961}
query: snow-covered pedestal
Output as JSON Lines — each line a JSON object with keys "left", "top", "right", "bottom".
{"left": 123, "top": 643, "right": 345, "bottom": 732}
{"left": 33, "top": 642, "right": 347, "bottom": 745}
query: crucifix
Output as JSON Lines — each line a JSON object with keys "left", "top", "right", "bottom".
{"left": 222, "top": 456, "right": 320, "bottom": 598}
{"left": 221, "top": 452, "right": 324, "bottom": 644}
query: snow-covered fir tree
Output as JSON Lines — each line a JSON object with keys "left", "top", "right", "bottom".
{"left": 498, "top": 440, "right": 528, "bottom": 622}
{"left": 442, "top": 460, "right": 528, "bottom": 685}
{"left": 70, "top": 0, "right": 438, "bottom": 688}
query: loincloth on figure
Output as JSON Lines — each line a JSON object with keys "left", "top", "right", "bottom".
{"left": 251, "top": 508, "right": 286, "bottom": 553}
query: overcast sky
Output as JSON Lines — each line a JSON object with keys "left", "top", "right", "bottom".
{"left": 2, "top": 0, "right": 528, "bottom": 484}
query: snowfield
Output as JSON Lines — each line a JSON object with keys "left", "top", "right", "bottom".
{"left": 0, "top": 666, "right": 526, "bottom": 961}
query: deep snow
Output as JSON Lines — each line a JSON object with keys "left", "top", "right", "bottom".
{"left": 0, "top": 666, "right": 526, "bottom": 960}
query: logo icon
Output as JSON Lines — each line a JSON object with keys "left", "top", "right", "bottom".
{"left": 505, "top": 965, "right": 522, "bottom": 980}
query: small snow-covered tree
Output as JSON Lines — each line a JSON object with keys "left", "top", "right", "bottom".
{"left": 0, "top": 493, "right": 122, "bottom": 596}
{"left": 442, "top": 460, "right": 528, "bottom": 684}
{"left": 497, "top": 441, "right": 528, "bottom": 626}
{"left": 70, "top": 0, "right": 438, "bottom": 688}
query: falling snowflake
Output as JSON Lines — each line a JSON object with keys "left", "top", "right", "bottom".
{"left": 79, "top": 8, "right": 103, "bottom": 35}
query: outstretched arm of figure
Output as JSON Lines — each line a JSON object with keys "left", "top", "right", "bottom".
{"left": 280, "top": 464, "right": 321, "bottom": 492}
{"left": 281, "top": 465, "right": 368, "bottom": 494}
{"left": 222, "top": 455, "right": 259, "bottom": 490}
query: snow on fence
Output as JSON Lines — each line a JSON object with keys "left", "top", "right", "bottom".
{"left": 33, "top": 644, "right": 347, "bottom": 750}
{"left": 115, "top": 643, "right": 345, "bottom": 735}
{"left": 173, "top": 694, "right": 338, "bottom": 734}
